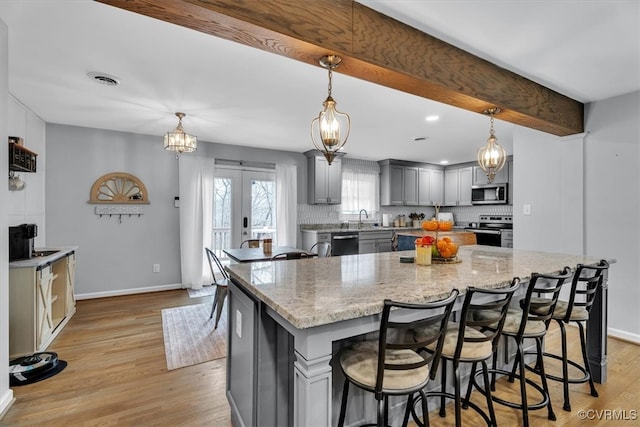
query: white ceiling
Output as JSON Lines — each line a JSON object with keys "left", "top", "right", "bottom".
{"left": 0, "top": 0, "right": 638, "bottom": 164}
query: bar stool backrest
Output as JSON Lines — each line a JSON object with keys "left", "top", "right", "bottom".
{"left": 520, "top": 266, "right": 573, "bottom": 333}
{"left": 564, "top": 260, "right": 609, "bottom": 322}
{"left": 375, "top": 289, "right": 460, "bottom": 392}
{"left": 240, "top": 239, "right": 261, "bottom": 248}
{"left": 456, "top": 279, "right": 520, "bottom": 358}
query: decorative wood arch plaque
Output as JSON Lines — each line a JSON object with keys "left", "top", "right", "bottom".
{"left": 89, "top": 172, "right": 150, "bottom": 204}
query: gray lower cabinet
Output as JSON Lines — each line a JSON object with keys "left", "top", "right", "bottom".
{"left": 305, "top": 150, "right": 343, "bottom": 204}
{"left": 358, "top": 231, "right": 393, "bottom": 254}
{"left": 301, "top": 231, "right": 331, "bottom": 252}
{"left": 227, "top": 280, "right": 294, "bottom": 427}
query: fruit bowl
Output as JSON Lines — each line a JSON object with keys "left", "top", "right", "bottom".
{"left": 438, "top": 220, "right": 453, "bottom": 231}
{"left": 422, "top": 219, "right": 439, "bottom": 231}
{"left": 432, "top": 237, "right": 458, "bottom": 259}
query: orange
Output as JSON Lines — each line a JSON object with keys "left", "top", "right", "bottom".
{"left": 436, "top": 240, "right": 448, "bottom": 252}
{"left": 442, "top": 237, "right": 452, "bottom": 243}
{"left": 440, "top": 249, "right": 452, "bottom": 258}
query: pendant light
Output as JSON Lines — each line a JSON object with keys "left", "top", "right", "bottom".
{"left": 164, "top": 112, "right": 197, "bottom": 156}
{"left": 477, "top": 107, "right": 506, "bottom": 184}
{"left": 311, "top": 55, "right": 351, "bottom": 165}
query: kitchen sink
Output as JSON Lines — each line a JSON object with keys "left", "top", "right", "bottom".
{"left": 32, "top": 250, "right": 59, "bottom": 257}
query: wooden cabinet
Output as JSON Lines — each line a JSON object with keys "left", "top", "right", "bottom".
{"left": 305, "top": 150, "right": 343, "bottom": 204}
{"left": 9, "top": 251, "right": 76, "bottom": 358}
{"left": 444, "top": 166, "right": 472, "bottom": 206}
{"left": 418, "top": 168, "right": 444, "bottom": 206}
{"left": 380, "top": 160, "right": 442, "bottom": 206}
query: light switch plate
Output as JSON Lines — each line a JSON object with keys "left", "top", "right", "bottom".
{"left": 523, "top": 204, "right": 532, "bottom": 215}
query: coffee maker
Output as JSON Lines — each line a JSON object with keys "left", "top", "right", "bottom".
{"left": 9, "top": 224, "right": 37, "bottom": 261}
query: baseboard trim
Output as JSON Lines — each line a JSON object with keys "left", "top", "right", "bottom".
{"left": 75, "top": 284, "right": 184, "bottom": 300}
{"left": 0, "top": 389, "right": 15, "bottom": 420}
{"left": 608, "top": 327, "right": 640, "bottom": 345}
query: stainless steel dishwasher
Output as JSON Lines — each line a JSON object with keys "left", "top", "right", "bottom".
{"left": 331, "top": 232, "right": 359, "bottom": 256}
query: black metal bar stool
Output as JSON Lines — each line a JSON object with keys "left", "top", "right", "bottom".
{"left": 527, "top": 260, "right": 609, "bottom": 412}
{"left": 417, "top": 280, "right": 520, "bottom": 427}
{"left": 337, "top": 289, "right": 459, "bottom": 427}
{"left": 468, "top": 267, "right": 573, "bottom": 427}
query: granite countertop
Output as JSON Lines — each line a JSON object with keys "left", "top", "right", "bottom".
{"left": 226, "top": 245, "right": 609, "bottom": 330}
{"left": 9, "top": 246, "right": 78, "bottom": 269}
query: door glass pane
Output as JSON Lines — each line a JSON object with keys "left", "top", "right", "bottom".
{"left": 250, "top": 179, "right": 276, "bottom": 241}
{"left": 213, "top": 177, "right": 232, "bottom": 259}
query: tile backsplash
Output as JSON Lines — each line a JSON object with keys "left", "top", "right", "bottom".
{"left": 298, "top": 203, "right": 513, "bottom": 226}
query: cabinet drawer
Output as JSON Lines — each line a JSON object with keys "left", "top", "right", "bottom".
{"left": 359, "top": 231, "right": 393, "bottom": 240}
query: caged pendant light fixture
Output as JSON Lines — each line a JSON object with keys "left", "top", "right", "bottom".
{"left": 164, "top": 112, "right": 197, "bottom": 156}
{"left": 477, "top": 107, "right": 506, "bottom": 184}
{"left": 311, "top": 55, "right": 351, "bottom": 165}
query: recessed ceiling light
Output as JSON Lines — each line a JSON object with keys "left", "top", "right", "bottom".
{"left": 440, "top": 160, "right": 449, "bottom": 165}
{"left": 425, "top": 115, "right": 439, "bottom": 122}
{"left": 87, "top": 72, "right": 120, "bottom": 86}
{"left": 413, "top": 137, "right": 429, "bottom": 142}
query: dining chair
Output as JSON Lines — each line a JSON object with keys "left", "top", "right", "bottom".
{"left": 309, "top": 241, "right": 332, "bottom": 257}
{"left": 205, "top": 248, "right": 230, "bottom": 329}
{"left": 240, "top": 239, "right": 261, "bottom": 248}
{"left": 337, "top": 289, "right": 459, "bottom": 427}
{"left": 270, "top": 251, "right": 311, "bottom": 260}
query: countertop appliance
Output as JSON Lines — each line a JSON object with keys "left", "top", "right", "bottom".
{"left": 331, "top": 231, "right": 359, "bottom": 256}
{"left": 465, "top": 215, "right": 512, "bottom": 247}
{"left": 471, "top": 183, "right": 508, "bottom": 205}
{"left": 9, "top": 223, "right": 38, "bottom": 261}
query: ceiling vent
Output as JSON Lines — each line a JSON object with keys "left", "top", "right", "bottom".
{"left": 87, "top": 72, "right": 120, "bottom": 86}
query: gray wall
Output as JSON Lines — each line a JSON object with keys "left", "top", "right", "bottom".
{"left": 45, "top": 123, "right": 307, "bottom": 298}
{"left": 514, "top": 91, "right": 640, "bottom": 342}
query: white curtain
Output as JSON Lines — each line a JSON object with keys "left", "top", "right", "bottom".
{"left": 275, "top": 164, "right": 297, "bottom": 247}
{"left": 178, "top": 155, "right": 215, "bottom": 289}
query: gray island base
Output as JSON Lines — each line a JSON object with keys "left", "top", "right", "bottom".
{"left": 225, "top": 246, "right": 610, "bottom": 427}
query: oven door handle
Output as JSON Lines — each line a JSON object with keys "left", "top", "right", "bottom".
{"left": 333, "top": 235, "right": 359, "bottom": 240}
{"left": 471, "top": 229, "right": 501, "bottom": 235}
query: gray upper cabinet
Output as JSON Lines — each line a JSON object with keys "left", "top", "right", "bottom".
{"left": 381, "top": 160, "right": 443, "bottom": 206}
{"left": 472, "top": 162, "right": 509, "bottom": 185}
{"left": 418, "top": 167, "right": 444, "bottom": 206}
{"left": 305, "top": 150, "right": 343, "bottom": 204}
{"left": 444, "top": 166, "right": 472, "bottom": 206}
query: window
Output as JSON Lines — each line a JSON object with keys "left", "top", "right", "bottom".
{"left": 341, "top": 159, "right": 380, "bottom": 216}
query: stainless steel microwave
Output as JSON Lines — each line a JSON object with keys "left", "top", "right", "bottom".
{"left": 471, "top": 183, "right": 508, "bottom": 205}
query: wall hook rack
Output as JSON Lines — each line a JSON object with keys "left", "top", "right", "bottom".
{"left": 95, "top": 206, "right": 144, "bottom": 223}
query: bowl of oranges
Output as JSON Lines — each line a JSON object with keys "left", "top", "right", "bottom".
{"left": 432, "top": 237, "right": 459, "bottom": 260}
{"left": 421, "top": 218, "right": 454, "bottom": 231}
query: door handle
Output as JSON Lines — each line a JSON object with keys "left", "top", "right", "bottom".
{"left": 243, "top": 217, "right": 248, "bottom": 228}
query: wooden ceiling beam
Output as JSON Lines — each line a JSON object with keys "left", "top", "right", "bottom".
{"left": 98, "top": 0, "right": 584, "bottom": 135}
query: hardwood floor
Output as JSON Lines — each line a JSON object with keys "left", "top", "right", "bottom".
{"left": 1, "top": 290, "right": 638, "bottom": 426}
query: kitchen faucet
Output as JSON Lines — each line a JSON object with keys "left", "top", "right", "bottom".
{"left": 358, "top": 209, "right": 369, "bottom": 229}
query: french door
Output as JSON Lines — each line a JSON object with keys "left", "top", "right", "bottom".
{"left": 213, "top": 167, "right": 276, "bottom": 259}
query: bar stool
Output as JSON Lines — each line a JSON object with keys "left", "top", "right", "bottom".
{"left": 469, "top": 267, "right": 573, "bottom": 427}
{"left": 529, "top": 260, "right": 609, "bottom": 411}
{"left": 420, "top": 280, "right": 520, "bottom": 427}
{"left": 337, "top": 289, "right": 459, "bottom": 427}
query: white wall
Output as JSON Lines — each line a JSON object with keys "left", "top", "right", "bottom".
{"left": 514, "top": 91, "right": 640, "bottom": 342}
{"left": 7, "top": 95, "right": 46, "bottom": 245}
{"left": 0, "top": 16, "right": 14, "bottom": 419}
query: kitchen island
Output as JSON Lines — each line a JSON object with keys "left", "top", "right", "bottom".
{"left": 225, "top": 246, "right": 611, "bottom": 426}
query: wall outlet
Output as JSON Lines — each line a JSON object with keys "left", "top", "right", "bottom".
{"left": 236, "top": 310, "right": 242, "bottom": 338}
{"left": 152, "top": 263, "right": 160, "bottom": 273}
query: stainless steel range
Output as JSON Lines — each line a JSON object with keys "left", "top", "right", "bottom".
{"left": 466, "top": 215, "right": 513, "bottom": 247}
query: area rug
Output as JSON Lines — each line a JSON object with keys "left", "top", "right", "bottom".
{"left": 161, "top": 302, "right": 227, "bottom": 370}
{"left": 187, "top": 285, "right": 217, "bottom": 298}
